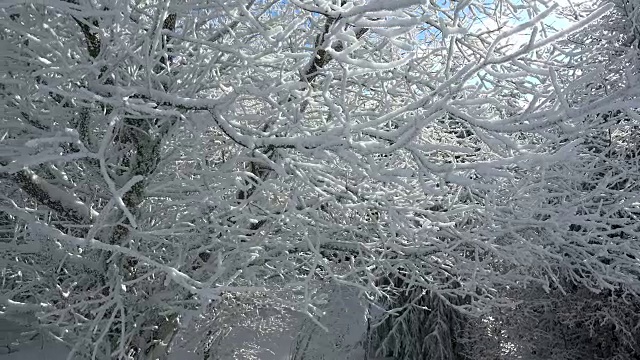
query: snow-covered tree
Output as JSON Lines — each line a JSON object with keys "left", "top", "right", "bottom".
{"left": 0, "top": 0, "right": 617, "bottom": 358}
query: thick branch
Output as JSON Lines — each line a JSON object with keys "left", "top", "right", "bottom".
{"left": 10, "top": 168, "right": 98, "bottom": 224}
{"left": 73, "top": 17, "right": 101, "bottom": 59}
{"left": 302, "top": 20, "right": 369, "bottom": 84}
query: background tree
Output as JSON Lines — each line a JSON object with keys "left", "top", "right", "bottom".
{"left": 474, "top": 0, "right": 640, "bottom": 358}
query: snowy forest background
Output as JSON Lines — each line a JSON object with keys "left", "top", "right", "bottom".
{"left": 1, "top": 0, "right": 639, "bottom": 359}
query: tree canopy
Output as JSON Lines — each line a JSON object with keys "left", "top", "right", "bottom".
{"left": 0, "top": 0, "right": 638, "bottom": 359}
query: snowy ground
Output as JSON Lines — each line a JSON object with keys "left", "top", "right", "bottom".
{"left": 0, "top": 319, "right": 66, "bottom": 359}
{"left": 0, "top": 319, "right": 295, "bottom": 360}
{"left": 0, "top": 285, "right": 367, "bottom": 360}
{"left": 0, "top": 341, "right": 294, "bottom": 360}
{"left": 0, "top": 334, "right": 294, "bottom": 360}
